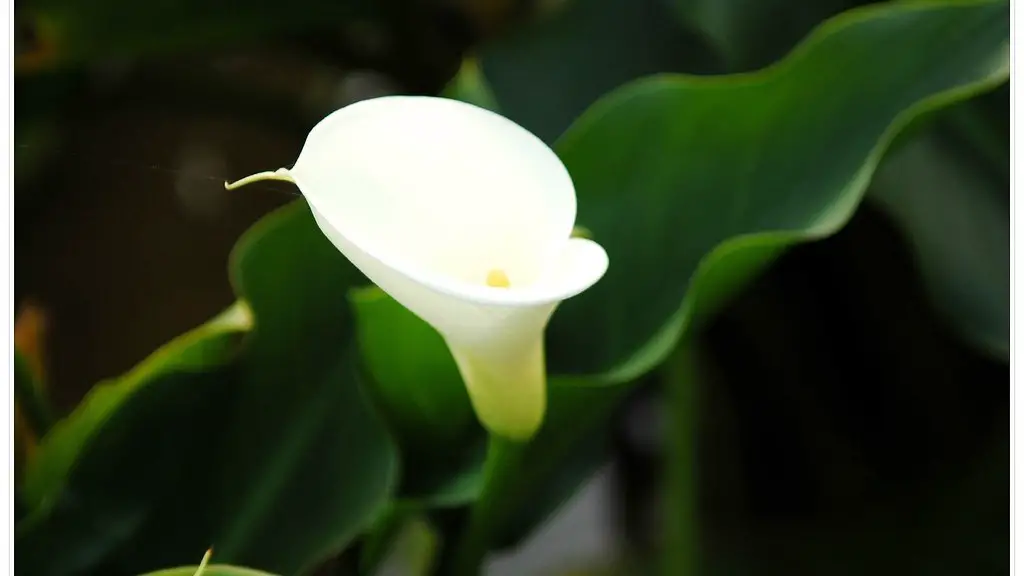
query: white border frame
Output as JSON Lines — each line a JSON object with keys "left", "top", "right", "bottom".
{"left": 1012, "top": 0, "right": 1019, "bottom": 574}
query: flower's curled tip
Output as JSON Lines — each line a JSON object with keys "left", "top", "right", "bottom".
{"left": 224, "top": 168, "right": 295, "bottom": 190}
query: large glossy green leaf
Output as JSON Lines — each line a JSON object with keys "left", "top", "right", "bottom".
{"left": 16, "top": 365, "right": 242, "bottom": 576}
{"left": 433, "top": 0, "right": 1009, "bottom": 561}
{"left": 206, "top": 200, "right": 399, "bottom": 574}
{"left": 349, "top": 286, "right": 482, "bottom": 503}
{"left": 14, "top": 305, "right": 246, "bottom": 576}
{"left": 543, "top": 0, "right": 1009, "bottom": 378}
{"left": 21, "top": 301, "right": 252, "bottom": 512}
{"left": 666, "top": 0, "right": 1010, "bottom": 354}
{"left": 479, "top": 0, "right": 721, "bottom": 144}
{"left": 17, "top": 201, "right": 400, "bottom": 576}
{"left": 349, "top": 286, "right": 476, "bottom": 456}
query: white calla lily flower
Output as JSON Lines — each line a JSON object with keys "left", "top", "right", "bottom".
{"left": 226, "top": 95, "right": 608, "bottom": 440}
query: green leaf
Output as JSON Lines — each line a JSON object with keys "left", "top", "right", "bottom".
{"left": 479, "top": 0, "right": 722, "bottom": 144}
{"left": 869, "top": 119, "right": 1008, "bottom": 359}
{"left": 17, "top": 201, "right": 400, "bottom": 576}
{"left": 21, "top": 300, "right": 252, "bottom": 513}
{"left": 349, "top": 285, "right": 483, "bottom": 504}
{"left": 349, "top": 286, "right": 477, "bottom": 457}
{"left": 543, "top": 0, "right": 1009, "bottom": 378}
{"left": 415, "top": 451, "right": 487, "bottom": 508}
{"left": 438, "top": 0, "right": 1009, "bottom": 561}
{"left": 665, "top": 0, "right": 1010, "bottom": 358}
{"left": 346, "top": 285, "right": 618, "bottom": 521}
{"left": 15, "top": 303, "right": 249, "bottom": 576}
{"left": 16, "top": 365, "right": 242, "bottom": 576}
{"left": 207, "top": 200, "right": 400, "bottom": 574}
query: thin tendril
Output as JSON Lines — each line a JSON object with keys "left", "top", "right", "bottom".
{"left": 224, "top": 168, "right": 295, "bottom": 190}
{"left": 15, "top": 143, "right": 304, "bottom": 198}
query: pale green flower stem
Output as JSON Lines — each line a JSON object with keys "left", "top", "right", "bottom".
{"left": 432, "top": 435, "right": 526, "bottom": 576}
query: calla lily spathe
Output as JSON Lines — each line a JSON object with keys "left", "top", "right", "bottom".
{"left": 226, "top": 95, "right": 608, "bottom": 440}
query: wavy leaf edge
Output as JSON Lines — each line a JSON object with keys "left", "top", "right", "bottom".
{"left": 20, "top": 301, "right": 253, "bottom": 516}
{"left": 550, "top": 0, "right": 1009, "bottom": 384}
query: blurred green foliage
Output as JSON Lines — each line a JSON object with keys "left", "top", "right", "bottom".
{"left": 16, "top": 0, "right": 370, "bottom": 71}
{"left": 14, "top": 0, "right": 1009, "bottom": 575}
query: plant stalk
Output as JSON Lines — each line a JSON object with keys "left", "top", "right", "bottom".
{"left": 663, "top": 339, "right": 700, "bottom": 575}
{"left": 432, "top": 434, "right": 525, "bottom": 576}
